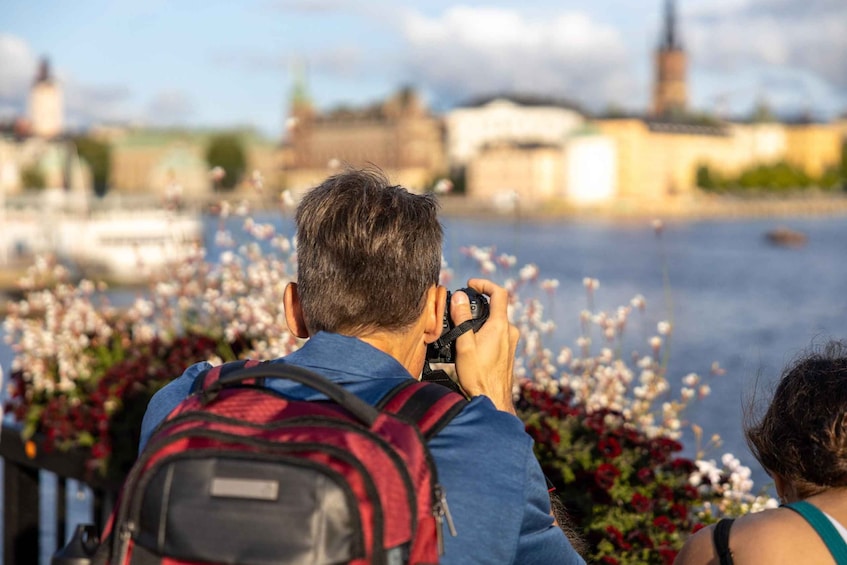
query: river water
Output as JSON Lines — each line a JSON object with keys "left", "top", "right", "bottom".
{"left": 2, "top": 211, "right": 846, "bottom": 560}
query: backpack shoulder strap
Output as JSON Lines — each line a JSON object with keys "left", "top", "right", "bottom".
{"left": 784, "top": 500, "right": 847, "bottom": 564}
{"left": 712, "top": 517, "right": 735, "bottom": 565}
{"left": 189, "top": 359, "right": 264, "bottom": 394}
{"left": 377, "top": 380, "right": 468, "bottom": 440}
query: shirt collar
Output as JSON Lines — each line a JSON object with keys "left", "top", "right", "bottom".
{"left": 284, "top": 331, "right": 414, "bottom": 382}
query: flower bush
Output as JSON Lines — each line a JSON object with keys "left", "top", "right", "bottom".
{"left": 3, "top": 201, "right": 301, "bottom": 478}
{"left": 3, "top": 187, "right": 775, "bottom": 559}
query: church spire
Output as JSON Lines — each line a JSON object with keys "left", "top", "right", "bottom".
{"left": 661, "top": 0, "right": 682, "bottom": 50}
{"left": 651, "top": 0, "right": 688, "bottom": 117}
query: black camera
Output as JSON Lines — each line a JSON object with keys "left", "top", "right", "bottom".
{"left": 425, "top": 288, "right": 490, "bottom": 364}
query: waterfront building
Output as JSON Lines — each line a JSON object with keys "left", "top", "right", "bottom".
{"left": 445, "top": 96, "right": 584, "bottom": 169}
{"left": 282, "top": 82, "right": 445, "bottom": 192}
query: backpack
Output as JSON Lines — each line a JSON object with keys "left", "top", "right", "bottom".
{"left": 95, "top": 359, "right": 467, "bottom": 565}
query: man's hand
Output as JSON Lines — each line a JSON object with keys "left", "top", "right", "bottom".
{"left": 451, "top": 278, "right": 520, "bottom": 414}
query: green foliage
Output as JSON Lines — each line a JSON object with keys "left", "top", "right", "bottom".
{"left": 74, "top": 136, "right": 111, "bottom": 196}
{"left": 21, "top": 164, "right": 46, "bottom": 189}
{"left": 697, "top": 160, "right": 840, "bottom": 194}
{"left": 205, "top": 134, "right": 247, "bottom": 190}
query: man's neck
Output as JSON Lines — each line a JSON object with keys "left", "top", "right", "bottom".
{"left": 357, "top": 329, "right": 425, "bottom": 380}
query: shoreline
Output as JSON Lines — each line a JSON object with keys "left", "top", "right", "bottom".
{"left": 2, "top": 194, "right": 845, "bottom": 295}
{"left": 436, "top": 193, "right": 847, "bottom": 223}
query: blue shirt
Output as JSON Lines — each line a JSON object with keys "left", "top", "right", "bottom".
{"left": 140, "top": 332, "right": 585, "bottom": 565}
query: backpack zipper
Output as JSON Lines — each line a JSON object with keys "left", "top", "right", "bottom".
{"left": 433, "top": 484, "right": 457, "bottom": 555}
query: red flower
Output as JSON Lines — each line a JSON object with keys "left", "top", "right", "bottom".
{"left": 653, "top": 515, "right": 677, "bottom": 534}
{"left": 691, "top": 522, "right": 707, "bottom": 534}
{"left": 605, "top": 525, "right": 632, "bottom": 550}
{"left": 600, "top": 557, "right": 619, "bottom": 565}
{"left": 658, "top": 546, "right": 678, "bottom": 564}
{"left": 595, "top": 463, "right": 621, "bottom": 490}
{"left": 636, "top": 467, "right": 655, "bottom": 484}
{"left": 670, "top": 457, "right": 696, "bottom": 473}
{"left": 598, "top": 437, "right": 622, "bottom": 459}
{"left": 671, "top": 503, "right": 688, "bottom": 521}
{"left": 627, "top": 529, "right": 655, "bottom": 549}
{"left": 631, "top": 492, "right": 653, "bottom": 513}
{"left": 656, "top": 484, "right": 675, "bottom": 502}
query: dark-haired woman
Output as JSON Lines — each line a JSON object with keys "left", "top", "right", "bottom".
{"left": 675, "top": 341, "right": 847, "bottom": 565}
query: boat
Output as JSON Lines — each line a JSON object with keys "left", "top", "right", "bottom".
{"left": 764, "top": 227, "right": 808, "bottom": 248}
{"left": 1, "top": 188, "right": 203, "bottom": 286}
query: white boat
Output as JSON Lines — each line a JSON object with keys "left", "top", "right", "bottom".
{"left": 1, "top": 188, "right": 203, "bottom": 285}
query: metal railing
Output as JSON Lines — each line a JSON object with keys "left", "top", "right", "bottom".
{"left": 1, "top": 424, "right": 121, "bottom": 565}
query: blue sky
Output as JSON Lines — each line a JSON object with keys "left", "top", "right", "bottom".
{"left": 2, "top": 0, "right": 846, "bottom": 138}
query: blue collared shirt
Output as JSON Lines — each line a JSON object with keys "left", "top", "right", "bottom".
{"left": 140, "top": 332, "right": 585, "bottom": 565}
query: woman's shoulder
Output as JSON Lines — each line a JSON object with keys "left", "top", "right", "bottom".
{"left": 675, "top": 508, "right": 823, "bottom": 565}
{"left": 726, "top": 507, "right": 832, "bottom": 564}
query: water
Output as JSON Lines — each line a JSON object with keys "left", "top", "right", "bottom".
{"left": 2, "top": 212, "right": 846, "bottom": 561}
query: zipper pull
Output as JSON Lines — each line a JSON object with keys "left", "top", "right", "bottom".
{"left": 116, "top": 521, "right": 135, "bottom": 563}
{"left": 433, "top": 484, "right": 458, "bottom": 553}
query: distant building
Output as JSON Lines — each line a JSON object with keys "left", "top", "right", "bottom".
{"left": 467, "top": 142, "right": 564, "bottom": 204}
{"left": 652, "top": 0, "right": 688, "bottom": 118}
{"left": 594, "top": 118, "right": 843, "bottom": 207}
{"left": 450, "top": 96, "right": 601, "bottom": 207}
{"left": 445, "top": 96, "right": 584, "bottom": 169}
{"left": 282, "top": 83, "right": 445, "bottom": 192}
{"left": 107, "top": 128, "right": 279, "bottom": 201}
{"left": 28, "top": 58, "right": 63, "bottom": 139}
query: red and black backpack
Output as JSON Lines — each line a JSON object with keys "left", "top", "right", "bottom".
{"left": 95, "top": 359, "right": 467, "bottom": 565}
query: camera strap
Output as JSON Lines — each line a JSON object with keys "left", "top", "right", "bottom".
{"left": 430, "top": 319, "right": 477, "bottom": 359}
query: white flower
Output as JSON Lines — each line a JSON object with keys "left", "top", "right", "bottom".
{"left": 682, "top": 373, "right": 700, "bottom": 387}
{"left": 519, "top": 264, "right": 539, "bottom": 281}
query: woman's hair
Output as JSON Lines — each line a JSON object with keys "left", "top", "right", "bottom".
{"left": 745, "top": 340, "right": 847, "bottom": 498}
{"left": 295, "top": 167, "right": 443, "bottom": 336}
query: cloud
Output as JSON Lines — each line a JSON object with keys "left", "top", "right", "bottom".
{"left": 0, "top": 34, "right": 37, "bottom": 109}
{"left": 0, "top": 33, "right": 136, "bottom": 128}
{"left": 144, "top": 90, "right": 196, "bottom": 126}
{"left": 212, "top": 45, "right": 363, "bottom": 78}
{"left": 63, "top": 82, "right": 134, "bottom": 127}
{"left": 688, "top": 0, "right": 847, "bottom": 94}
{"left": 400, "top": 6, "right": 639, "bottom": 112}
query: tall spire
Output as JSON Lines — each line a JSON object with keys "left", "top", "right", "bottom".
{"left": 652, "top": 0, "right": 688, "bottom": 117}
{"left": 661, "top": 0, "right": 681, "bottom": 50}
{"left": 34, "top": 57, "right": 53, "bottom": 85}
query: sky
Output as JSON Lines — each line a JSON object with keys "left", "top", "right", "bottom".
{"left": 2, "top": 0, "right": 846, "bottom": 139}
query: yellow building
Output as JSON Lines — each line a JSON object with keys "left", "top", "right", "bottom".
{"left": 784, "top": 123, "right": 843, "bottom": 178}
{"left": 596, "top": 117, "right": 843, "bottom": 208}
{"left": 466, "top": 143, "right": 563, "bottom": 204}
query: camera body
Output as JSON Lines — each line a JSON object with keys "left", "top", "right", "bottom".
{"left": 425, "top": 288, "right": 490, "bottom": 364}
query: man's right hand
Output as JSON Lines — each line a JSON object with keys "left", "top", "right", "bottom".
{"left": 450, "top": 278, "right": 520, "bottom": 414}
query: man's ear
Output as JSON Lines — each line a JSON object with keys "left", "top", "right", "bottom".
{"left": 423, "top": 285, "right": 447, "bottom": 344}
{"left": 284, "top": 282, "right": 310, "bottom": 339}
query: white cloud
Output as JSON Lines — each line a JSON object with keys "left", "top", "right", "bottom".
{"left": 0, "top": 34, "right": 37, "bottom": 106}
{"left": 688, "top": 0, "right": 847, "bottom": 102}
{"left": 400, "top": 6, "right": 639, "bottom": 112}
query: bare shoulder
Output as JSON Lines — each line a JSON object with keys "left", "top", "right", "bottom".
{"left": 675, "top": 509, "right": 821, "bottom": 565}
{"left": 674, "top": 524, "right": 718, "bottom": 565}
{"left": 727, "top": 508, "right": 832, "bottom": 564}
